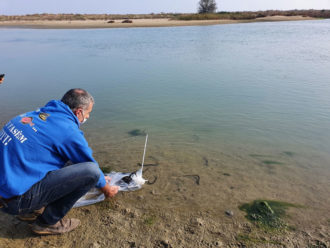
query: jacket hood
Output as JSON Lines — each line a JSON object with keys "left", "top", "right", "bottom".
{"left": 43, "top": 100, "right": 80, "bottom": 127}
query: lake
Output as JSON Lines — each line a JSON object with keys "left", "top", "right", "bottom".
{"left": 1, "top": 18, "right": 330, "bottom": 247}
{"left": 1, "top": 20, "right": 330, "bottom": 183}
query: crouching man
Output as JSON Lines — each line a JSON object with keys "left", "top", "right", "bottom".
{"left": 0, "top": 88, "right": 118, "bottom": 235}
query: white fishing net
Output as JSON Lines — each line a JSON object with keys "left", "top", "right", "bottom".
{"left": 73, "top": 168, "right": 146, "bottom": 208}
{"left": 74, "top": 134, "right": 148, "bottom": 208}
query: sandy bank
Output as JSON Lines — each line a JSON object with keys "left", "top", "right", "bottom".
{"left": 0, "top": 16, "right": 318, "bottom": 29}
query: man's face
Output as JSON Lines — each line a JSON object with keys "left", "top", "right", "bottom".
{"left": 75, "top": 102, "right": 93, "bottom": 124}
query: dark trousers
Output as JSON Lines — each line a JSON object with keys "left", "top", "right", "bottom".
{"left": 2, "top": 162, "right": 100, "bottom": 225}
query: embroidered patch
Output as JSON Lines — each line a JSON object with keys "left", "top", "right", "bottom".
{"left": 39, "top": 113, "right": 50, "bottom": 121}
{"left": 20, "top": 117, "right": 34, "bottom": 126}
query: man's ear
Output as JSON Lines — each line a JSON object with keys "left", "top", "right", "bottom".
{"left": 73, "top": 108, "right": 81, "bottom": 118}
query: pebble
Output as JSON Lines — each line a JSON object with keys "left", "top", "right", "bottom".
{"left": 225, "top": 210, "right": 234, "bottom": 217}
{"left": 137, "top": 195, "right": 144, "bottom": 200}
{"left": 196, "top": 218, "right": 204, "bottom": 226}
{"left": 151, "top": 189, "right": 158, "bottom": 195}
{"left": 89, "top": 242, "right": 100, "bottom": 248}
{"left": 129, "top": 241, "right": 136, "bottom": 248}
{"left": 160, "top": 239, "right": 170, "bottom": 248}
{"left": 215, "top": 240, "right": 223, "bottom": 247}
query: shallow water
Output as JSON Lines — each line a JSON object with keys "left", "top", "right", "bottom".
{"left": 1, "top": 20, "right": 330, "bottom": 195}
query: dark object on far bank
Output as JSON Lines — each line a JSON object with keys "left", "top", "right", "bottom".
{"left": 122, "top": 19, "right": 133, "bottom": 23}
{"left": 128, "top": 129, "right": 146, "bottom": 137}
{"left": 107, "top": 20, "right": 115, "bottom": 23}
{"left": 0, "top": 74, "right": 5, "bottom": 84}
{"left": 198, "top": 0, "right": 217, "bottom": 14}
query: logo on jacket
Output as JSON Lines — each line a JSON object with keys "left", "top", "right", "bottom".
{"left": 39, "top": 113, "right": 50, "bottom": 121}
{"left": 20, "top": 117, "right": 34, "bottom": 126}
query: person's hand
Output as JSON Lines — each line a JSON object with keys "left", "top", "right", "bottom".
{"left": 100, "top": 177, "right": 119, "bottom": 198}
{"left": 105, "top": 176, "right": 111, "bottom": 184}
{"left": 101, "top": 184, "right": 119, "bottom": 198}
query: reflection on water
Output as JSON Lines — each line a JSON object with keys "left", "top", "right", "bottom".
{"left": 1, "top": 20, "right": 330, "bottom": 171}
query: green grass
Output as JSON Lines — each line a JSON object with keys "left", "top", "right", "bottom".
{"left": 97, "top": 199, "right": 117, "bottom": 210}
{"left": 236, "top": 234, "right": 283, "bottom": 246}
{"left": 239, "top": 200, "right": 302, "bottom": 230}
{"left": 100, "top": 166, "right": 112, "bottom": 173}
{"left": 143, "top": 215, "right": 156, "bottom": 226}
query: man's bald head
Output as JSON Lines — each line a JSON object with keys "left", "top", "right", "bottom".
{"left": 61, "top": 88, "right": 94, "bottom": 112}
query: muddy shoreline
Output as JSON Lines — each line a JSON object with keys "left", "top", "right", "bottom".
{"left": 0, "top": 139, "right": 329, "bottom": 247}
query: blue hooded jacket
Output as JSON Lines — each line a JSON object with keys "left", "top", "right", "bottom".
{"left": 0, "top": 100, "right": 106, "bottom": 198}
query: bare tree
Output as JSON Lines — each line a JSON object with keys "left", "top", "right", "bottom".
{"left": 198, "top": 0, "right": 217, "bottom": 14}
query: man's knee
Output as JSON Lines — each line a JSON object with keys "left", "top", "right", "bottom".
{"left": 80, "top": 162, "right": 101, "bottom": 183}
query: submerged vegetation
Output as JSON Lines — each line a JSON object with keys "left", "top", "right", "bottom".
{"left": 128, "top": 129, "right": 146, "bottom": 137}
{"left": 1, "top": 10, "right": 330, "bottom": 22}
{"left": 261, "top": 160, "right": 284, "bottom": 165}
{"left": 239, "top": 200, "right": 301, "bottom": 230}
{"left": 282, "top": 151, "right": 295, "bottom": 157}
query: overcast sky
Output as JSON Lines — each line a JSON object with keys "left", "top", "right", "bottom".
{"left": 1, "top": 0, "right": 330, "bottom": 15}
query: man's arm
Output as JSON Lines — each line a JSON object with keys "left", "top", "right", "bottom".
{"left": 57, "top": 132, "right": 114, "bottom": 194}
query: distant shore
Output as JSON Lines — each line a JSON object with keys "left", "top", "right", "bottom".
{"left": 0, "top": 16, "right": 318, "bottom": 29}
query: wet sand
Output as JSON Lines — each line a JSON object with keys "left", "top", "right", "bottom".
{"left": 0, "top": 135, "right": 329, "bottom": 247}
{"left": 0, "top": 16, "right": 317, "bottom": 29}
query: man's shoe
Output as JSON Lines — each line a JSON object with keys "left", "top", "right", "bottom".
{"left": 31, "top": 218, "right": 81, "bottom": 235}
{"left": 17, "top": 207, "right": 45, "bottom": 222}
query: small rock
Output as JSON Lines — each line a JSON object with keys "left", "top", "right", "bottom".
{"left": 196, "top": 218, "right": 204, "bottom": 226}
{"left": 122, "top": 208, "right": 131, "bottom": 214}
{"left": 89, "top": 242, "right": 100, "bottom": 248}
{"left": 160, "top": 239, "right": 170, "bottom": 247}
{"left": 137, "top": 195, "right": 144, "bottom": 200}
{"left": 162, "top": 239, "right": 169, "bottom": 244}
{"left": 214, "top": 240, "right": 223, "bottom": 247}
{"left": 129, "top": 241, "right": 136, "bottom": 248}
{"left": 225, "top": 210, "right": 234, "bottom": 217}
